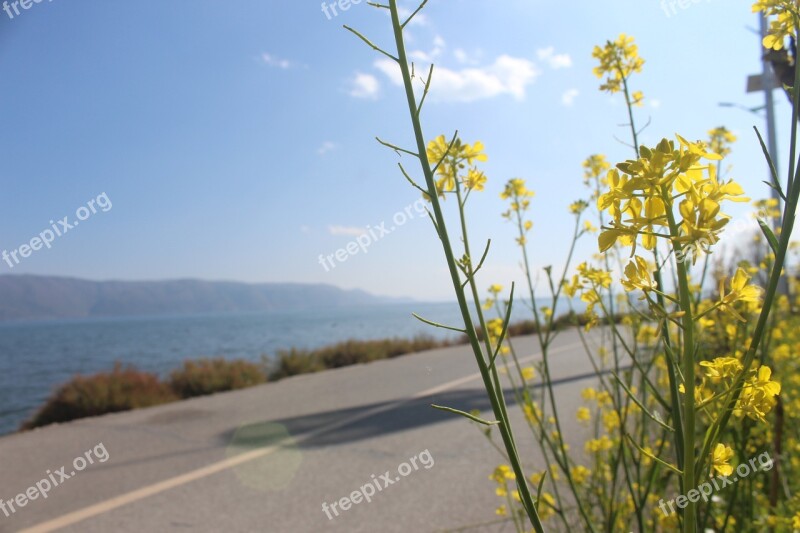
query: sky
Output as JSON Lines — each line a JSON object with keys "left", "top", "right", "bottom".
{"left": 0, "top": 0, "right": 794, "bottom": 302}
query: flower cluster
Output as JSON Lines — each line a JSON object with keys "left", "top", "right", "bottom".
{"left": 591, "top": 34, "right": 644, "bottom": 96}
{"left": 753, "top": 0, "right": 799, "bottom": 49}
{"left": 596, "top": 136, "right": 748, "bottom": 258}
{"left": 425, "top": 135, "right": 488, "bottom": 197}
{"left": 707, "top": 126, "right": 737, "bottom": 159}
{"left": 501, "top": 178, "right": 535, "bottom": 245}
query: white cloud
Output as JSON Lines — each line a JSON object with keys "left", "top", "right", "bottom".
{"left": 453, "top": 48, "right": 480, "bottom": 65}
{"left": 328, "top": 225, "right": 367, "bottom": 236}
{"left": 536, "top": 47, "right": 572, "bottom": 69}
{"left": 561, "top": 88, "right": 579, "bottom": 107}
{"left": 409, "top": 50, "right": 436, "bottom": 63}
{"left": 317, "top": 141, "right": 337, "bottom": 156}
{"left": 349, "top": 72, "right": 380, "bottom": 99}
{"left": 375, "top": 54, "right": 539, "bottom": 102}
{"left": 261, "top": 53, "right": 294, "bottom": 69}
{"left": 407, "top": 35, "right": 445, "bottom": 63}
{"left": 650, "top": 98, "right": 662, "bottom": 109}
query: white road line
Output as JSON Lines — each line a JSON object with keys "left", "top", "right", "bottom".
{"left": 20, "top": 341, "right": 583, "bottom": 532}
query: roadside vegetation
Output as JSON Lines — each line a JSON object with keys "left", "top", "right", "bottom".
{"left": 343, "top": 1, "right": 800, "bottom": 530}
{"left": 21, "top": 325, "right": 565, "bottom": 431}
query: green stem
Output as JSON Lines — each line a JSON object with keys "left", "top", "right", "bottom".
{"left": 385, "top": 3, "right": 544, "bottom": 530}
{"left": 662, "top": 187, "right": 697, "bottom": 533}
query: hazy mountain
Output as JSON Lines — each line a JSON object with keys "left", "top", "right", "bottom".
{"left": 0, "top": 275, "right": 406, "bottom": 321}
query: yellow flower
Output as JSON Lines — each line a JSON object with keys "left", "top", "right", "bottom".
{"left": 585, "top": 435, "right": 614, "bottom": 453}
{"left": 636, "top": 324, "right": 659, "bottom": 345}
{"left": 464, "top": 168, "right": 487, "bottom": 191}
{"left": 523, "top": 401, "right": 542, "bottom": 424}
{"left": 426, "top": 135, "right": 487, "bottom": 174}
{"left": 488, "top": 284, "right": 503, "bottom": 295}
{"left": 602, "top": 410, "right": 620, "bottom": 432}
{"left": 495, "top": 504, "right": 507, "bottom": 516}
{"left": 490, "top": 465, "right": 515, "bottom": 483}
{"left": 569, "top": 200, "right": 589, "bottom": 214}
{"left": 486, "top": 318, "right": 504, "bottom": 339}
{"left": 735, "top": 365, "right": 781, "bottom": 421}
{"left": 699, "top": 356, "right": 743, "bottom": 381}
{"left": 592, "top": 34, "right": 644, "bottom": 94}
{"left": 537, "top": 493, "right": 556, "bottom": 520}
{"left": 753, "top": 0, "right": 798, "bottom": 49}
{"left": 571, "top": 465, "right": 591, "bottom": 484}
{"left": 708, "top": 126, "right": 737, "bottom": 158}
{"left": 754, "top": 199, "right": 782, "bottom": 226}
{"left": 583, "top": 154, "right": 611, "bottom": 187}
{"left": 596, "top": 136, "right": 746, "bottom": 257}
{"left": 563, "top": 274, "right": 582, "bottom": 298}
{"left": 718, "top": 268, "right": 764, "bottom": 321}
{"left": 501, "top": 178, "right": 534, "bottom": 201}
{"left": 621, "top": 255, "right": 657, "bottom": 294}
{"left": 582, "top": 387, "right": 597, "bottom": 401}
{"left": 710, "top": 443, "right": 734, "bottom": 477}
{"left": 521, "top": 366, "right": 535, "bottom": 381}
{"left": 576, "top": 406, "right": 591, "bottom": 422}
{"left": 425, "top": 135, "right": 487, "bottom": 197}
{"left": 578, "top": 262, "right": 612, "bottom": 288}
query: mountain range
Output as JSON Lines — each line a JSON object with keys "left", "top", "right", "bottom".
{"left": 0, "top": 275, "right": 405, "bottom": 321}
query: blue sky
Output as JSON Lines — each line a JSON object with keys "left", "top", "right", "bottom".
{"left": 0, "top": 0, "right": 792, "bottom": 301}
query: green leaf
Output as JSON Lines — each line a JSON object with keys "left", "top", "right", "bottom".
{"left": 431, "top": 404, "right": 500, "bottom": 425}
{"left": 488, "top": 282, "right": 515, "bottom": 370}
{"left": 534, "top": 470, "right": 548, "bottom": 507}
{"left": 754, "top": 126, "right": 786, "bottom": 201}
{"left": 412, "top": 313, "right": 466, "bottom": 333}
{"left": 757, "top": 218, "right": 780, "bottom": 255}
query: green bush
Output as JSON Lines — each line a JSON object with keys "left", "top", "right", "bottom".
{"left": 21, "top": 363, "right": 177, "bottom": 430}
{"left": 169, "top": 358, "right": 266, "bottom": 398}
{"left": 269, "top": 349, "right": 326, "bottom": 380}
{"left": 269, "top": 335, "right": 455, "bottom": 379}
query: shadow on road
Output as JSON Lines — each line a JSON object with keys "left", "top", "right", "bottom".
{"left": 219, "top": 367, "right": 605, "bottom": 450}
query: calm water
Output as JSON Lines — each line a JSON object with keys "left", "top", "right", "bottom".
{"left": 0, "top": 299, "right": 575, "bottom": 435}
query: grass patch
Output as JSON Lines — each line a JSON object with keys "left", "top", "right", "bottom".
{"left": 169, "top": 358, "right": 266, "bottom": 398}
{"left": 267, "top": 334, "right": 457, "bottom": 379}
{"left": 21, "top": 363, "right": 178, "bottom": 430}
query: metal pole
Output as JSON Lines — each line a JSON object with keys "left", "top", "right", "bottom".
{"left": 760, "top": 14, "right": 782, "bottom": 213}
{"left": 759, "top": 13, "right": 789, "bottom": 295}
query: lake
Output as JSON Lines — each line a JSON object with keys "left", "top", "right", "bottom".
{"left": 0, "top": 298, "right": 578, "bottom": 435}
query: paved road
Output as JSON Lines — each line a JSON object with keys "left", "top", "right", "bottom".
{"left": 0, "top": 329, "right": 604, "bottom": 533}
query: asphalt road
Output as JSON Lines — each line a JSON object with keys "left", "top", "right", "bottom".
{"left": 0, "top": 329, "right": 605, "bottom": 533}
